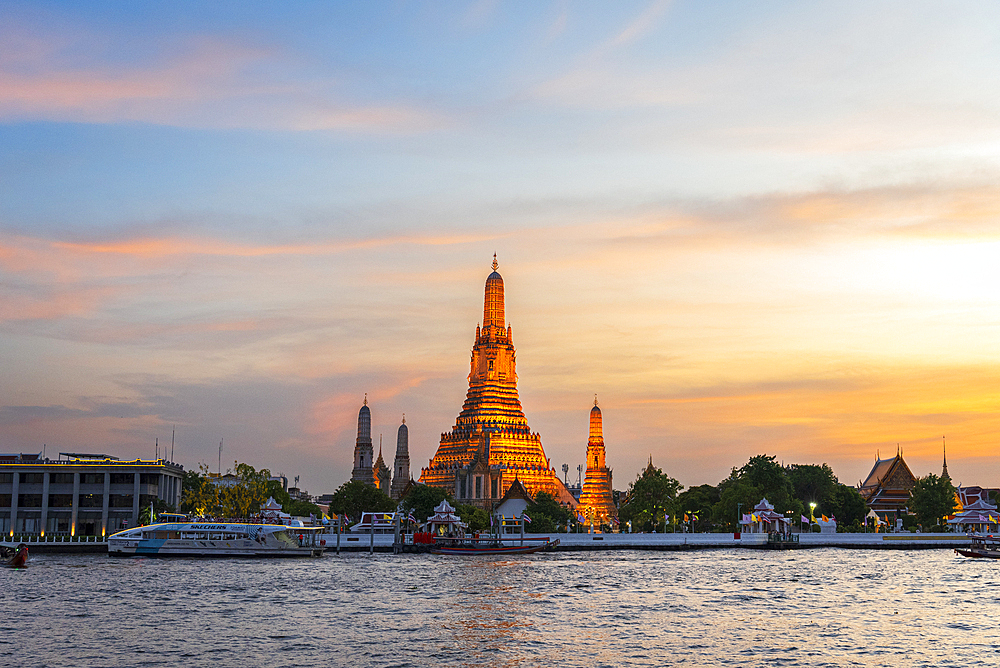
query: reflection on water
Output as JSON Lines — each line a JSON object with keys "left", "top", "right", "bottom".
{"left": 5, "top": 549, "right": 1000, "bottom": 667}
{"left": 446, "top": 559, "right": 536, "bottom": 668}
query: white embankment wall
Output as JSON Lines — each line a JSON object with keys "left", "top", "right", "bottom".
{"left": 325, "top": 532, "right": 970, "bottom": 552}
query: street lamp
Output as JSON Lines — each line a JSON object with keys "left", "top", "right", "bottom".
{"left": 809, "top": 502, "right": 817, "bottom": 525}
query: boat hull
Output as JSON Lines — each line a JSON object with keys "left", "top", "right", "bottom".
{"left": 430, "top": 538, "right": 559, "bottom": 556}
{"left": 956, "top": 548, "right": 1000, "bottom": 559}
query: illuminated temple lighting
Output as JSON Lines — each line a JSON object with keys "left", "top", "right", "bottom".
{"left": 420, "top": 256, "right": 577, "bottom": 509}
{"left": 576, "top": 397, "right": 618, "bottom": 527}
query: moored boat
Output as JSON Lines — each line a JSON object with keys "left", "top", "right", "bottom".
{"left": 430, "top": 536, "right": 560, "bottom": 556}
{"left": 955, "top": 533, "right": 1000, "bottom": 559}
{"left": 1, "top": 543, "right": 28, "bottom": 567}
{"left": 108, "top": 520, "right": 324, "bottom": 557}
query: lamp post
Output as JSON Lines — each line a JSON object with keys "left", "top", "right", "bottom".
{"left": 809, "top": 502, "right": 817, "bottom": 528}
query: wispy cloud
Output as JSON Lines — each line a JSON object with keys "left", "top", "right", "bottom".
{"left": 0, "top": 26, "right": 442, "bottom": 133}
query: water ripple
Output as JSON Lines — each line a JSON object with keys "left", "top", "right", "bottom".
{"left": 5, "top": 549, "right": 1000, "bottom": 666}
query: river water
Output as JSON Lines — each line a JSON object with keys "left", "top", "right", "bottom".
{"left": 4, "top": 548, "right": 998, "bottom": 667}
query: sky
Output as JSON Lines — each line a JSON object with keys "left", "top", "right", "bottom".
{"left": 2, "top": 1, "right": 1000, "bottom": 495}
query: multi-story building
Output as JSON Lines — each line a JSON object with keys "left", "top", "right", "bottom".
{"left": 0, "top": 452, "right": 184, "bottom": 537}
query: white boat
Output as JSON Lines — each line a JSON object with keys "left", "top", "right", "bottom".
{"left": 108, "top": 519, "right": 324, "bottom": 557}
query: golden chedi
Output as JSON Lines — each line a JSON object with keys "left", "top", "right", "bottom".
{"left": 420, "top": 256, "right": 575, "bottom": 510}
{"left": 577, "top": 398, "right": 618, "bottom": 526}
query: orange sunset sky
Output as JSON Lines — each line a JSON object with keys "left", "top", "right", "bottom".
{"left": 2, "top": 2, "right": 999, "bottom": 494}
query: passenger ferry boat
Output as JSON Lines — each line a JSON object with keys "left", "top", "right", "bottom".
{"left": 108, "top": 514, "right": 324, "bottom": 558}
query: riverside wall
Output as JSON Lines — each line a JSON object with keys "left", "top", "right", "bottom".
{"left": 323, "top": 531, "right": 972, "bottom": 553}
{"left": 5, "top": 532, "right": 972, "bottom": 554}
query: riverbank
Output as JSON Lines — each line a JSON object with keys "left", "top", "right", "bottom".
{"left": 5, "top": 532, "right": 970, "bottom": 554}
{"left": 327, "top": 531, "right": 971, "bottom": 553}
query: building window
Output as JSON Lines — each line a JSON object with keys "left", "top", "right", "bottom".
{"left": 475, "top": 477, "right": 482, "bottom": 499}
{"left": 51, "top": 473, "right": 74, "bottom": 484}
{"left": 81, "top": 473, "right": 103, "bottom": 485}
{"left": 49, "top": 494, "right": 73, "bottom": 508}
{"left": 0, "top": 473, "right": 13, "bottom": 484}
{"left": 20, "top": 473, "right": 43, "bottom": 484}
{"left": 491, "top": 478, "right": 497, "bottom": 498}
{"left": 110, "top": 494, "right": 133, "bottom": 508}
{"left": 18, "top": 494, "right": 43, "bottom": 507}
{"left": 111, "top": 473, "right": 132, "bottom": 485}
{"left": 140, "top": 473, "right": 159, "bottom": 485}
{"left": 78, "top": 494, "right": 102, "bottom": 508}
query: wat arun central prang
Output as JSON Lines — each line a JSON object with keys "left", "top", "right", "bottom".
{"left": 420, "top": 256, "right": 577, "bottom": 509}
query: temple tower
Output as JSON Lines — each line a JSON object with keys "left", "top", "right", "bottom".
{"left": 942, "top": 436, "right": 951, "bottom": 481}
{"left": 420, "top": 256, "right": 575, "bottom": 510}
{"left": 391, "top": 416, "right": 411, "bottom": 500}
{"left": 374, "top": 439, "right": 391, "bottom": 493}
{"left": 576, "top": 397, "right": 618, "bottom": 526}
{"left": 351, "top": 396, "right": 375, "bottom": 486}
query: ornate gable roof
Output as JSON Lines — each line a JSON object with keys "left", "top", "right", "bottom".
{"left": 860, "top": 453, "right": 916, "bottom": 494}
{"left": 498, "top": 477, "right": 532, "bottom": 504}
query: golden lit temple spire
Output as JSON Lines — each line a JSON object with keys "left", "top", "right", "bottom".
{"left": 483, "top": 254, "right": 505, "bottom": 331}
{"left": 579, "top": 399, "right": 616, "bottom": 525}
{"left": 420, "top": 259, "right": 571, "bottom": 509}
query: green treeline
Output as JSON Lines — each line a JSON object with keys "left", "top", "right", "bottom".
{"left": 618, "top": 454, "right": 956, "bottom": 533}
{"left": 181, "top": 462, "right": 321, "bottom": 519}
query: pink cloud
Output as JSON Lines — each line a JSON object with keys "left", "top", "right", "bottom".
{"left": 0, "top": 27, "right": 441, "bottom": 133}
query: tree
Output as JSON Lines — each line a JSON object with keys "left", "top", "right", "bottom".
{"left": 712, "top": 478, "right": 763, "bottom": 531}
{"left": 525, "top": 492, "right": 573, "bottom": 533}
{"left": 712, "top": 455, "right": 803, "bottom": 530}
{"left": 619, "top": 465, "right": 683, "bottom": 532}
{"left": 328, "top": 480, "right": 395, "bottom": 524}
{"left": 910, "top": 473, "right": 957, "bottom": 531}
{"left": 677, "top": 484, "right": 720, "bottom": 531}
{"left": 786, "top": 464, "right": 838, "bottom": 512}
{"left": 216, "top": 462, "right": 273, "bottom": 519}
{"left": 455, "top": 504, "right": 490, "bottom": 532}
{"left": 827, "top": 484, "right": 867, "bottom": 528}
{"left": 181, "top": 465, "right": 219, "bottom": 516}
{"left": 786, "top": 462, "right": 866, "bottom": 529}
{"left": 400, "top": 484, "right": 451, "bottom": 523}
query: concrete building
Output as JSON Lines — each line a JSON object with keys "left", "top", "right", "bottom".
{"left": 0, "top": 452, "right": 184, "bottom": 537}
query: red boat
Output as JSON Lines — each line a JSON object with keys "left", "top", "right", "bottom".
{"left": 430, "top": 536, "right": 559, "bottom": 556}
{"left": 956, "top": 534, "right": 1000, "bottom": 559}
{"left": 2, "top": 543, "right": 28, "bottom": 568}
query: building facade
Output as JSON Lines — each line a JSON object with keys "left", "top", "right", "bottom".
{"left": 0, "top": 452, "right": 184, "bottom": 537}
{"left": 420, "top": 257, "right": 576, "bottom": 510}
{"left": 576, "top": 399, "right": 618, "bottom": 526}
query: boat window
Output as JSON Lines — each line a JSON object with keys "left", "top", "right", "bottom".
{"left": 210, "top": 533, "right": 223, "bottom": 540}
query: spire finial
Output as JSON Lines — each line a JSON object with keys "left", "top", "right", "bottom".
{"left": 363, "top": 393, "right": 367, "bottom": 406}
{"left": 594, "top": 394, "right": 599, "bottom": 407}
{"left": 492, "top": 253, "right": 498, "bottom": 272}
{"left": 402, "top": 413, "right": 406, "bottom": 424}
